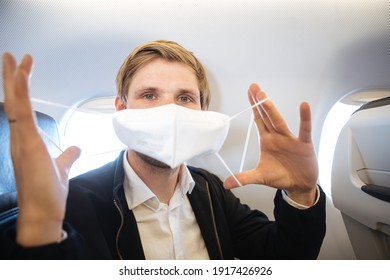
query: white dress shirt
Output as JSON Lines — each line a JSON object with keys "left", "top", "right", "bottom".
{"left": 122, "top": 153, "right": 210, "bottom": 260}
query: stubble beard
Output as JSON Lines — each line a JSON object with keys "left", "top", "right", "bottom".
{"left": 135, "top": 152, "right": 171, "bottom": 169}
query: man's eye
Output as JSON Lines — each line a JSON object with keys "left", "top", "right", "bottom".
{"left": 178, "top": 96, "right": 192, "bottom": 103}
{"left": 143, "top": 93, "right": 155, "bottom": 100}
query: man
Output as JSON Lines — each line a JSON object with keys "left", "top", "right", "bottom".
{"left": 1, "top": 40, "right": 325, "bottom": 259}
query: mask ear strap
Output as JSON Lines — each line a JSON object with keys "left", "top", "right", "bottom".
{"left": 230, "top": 97, "right": 269, "bottom": 121}
{"left": 31, "top": 98, "right": 70, "bottom": 155}
{"left": 38, "top": 126, "right": 64, "bottom": 153}
{"left": 32, "top": 97, "right": 119, "bottom": 158}
{"left": 214, "top": 152, "right": 243, "bottom": 187}
{"left": 224, "top": 97, "right": 268, "bottom": 184}
{"left": 239, "top": 113, "right": 254, "bottom": 173}
{"left": 240, "top": 93, "right": 261, "bottom": 172}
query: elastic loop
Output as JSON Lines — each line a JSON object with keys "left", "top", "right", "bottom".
{"left": 230, "top": 97, "right": 269, "bottom": 121}
{"left": 38, "top": 126, "right": 64, "bottom": 153}
{"left": 215, "top": 152, "right": 242, "bottom": 187}
{"left": 239, "top": 113, "right": 254, "bottom": 173}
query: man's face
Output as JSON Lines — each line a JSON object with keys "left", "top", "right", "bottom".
{"left": 117, "top": 58, "right": 202, "bottom": 111}
{"left": 116, "top": 58, "right": 202, "bottom": 168}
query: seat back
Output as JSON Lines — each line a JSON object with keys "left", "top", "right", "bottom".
{"left": 331, "top": 96, "right": 390, "bottom": 259}
{"left": 0, "top": 102, "right": 60, "bottom": 229}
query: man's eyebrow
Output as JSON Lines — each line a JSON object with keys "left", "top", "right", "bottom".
{"left": 178, "top": 88, "right": 201, "bottom": 97}
{"left": 134, "top": 87, "right": 200, "bottom": 96}
{"left": 133, "top": 87, "right": 160, "bottom": 94}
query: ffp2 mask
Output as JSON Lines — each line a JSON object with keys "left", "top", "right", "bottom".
{"left": 112, "top": 104, "right": 230, "bottom": 169}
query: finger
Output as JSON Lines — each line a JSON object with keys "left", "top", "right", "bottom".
{"left": 2, "top": 53, "right": 17, "bottom": 119}
{"left": 56, "top": 146, "right": 81, "bottom": 169}
{"left": 19, "top": 54, "right": 33, "bottom": 74}
{"left": 299, "top": 102, "right": 312, "bottom": 143}
{"left": 3, "top": 53, "right": 33, "bottom": 105}
{"left": 250, "top": 83, "right": 291, "bottom": 136}
{"left": 249, "top": 83, "right": 279, "bottom": 133}
{"left": 253, "top": 90, "right": 274, "bottom": 132}
{"left": 14, "top": 68, "right": 40, "bottom": 140}
{"left": 248, "top": 84, "right": 268, "bottom": 134}
{"left": 223, "top": 169, "right": 263, "bottom": 189}
{"left": 55, "top": 146, "right": 81, "bottom": 182}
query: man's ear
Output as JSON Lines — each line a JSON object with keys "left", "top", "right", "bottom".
{"left": 115, "top": 96, "right": 126, "bottom": 111}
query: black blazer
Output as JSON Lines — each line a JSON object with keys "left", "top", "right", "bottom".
{"left": 1, "top": 151, "right": 326, "bottom": 259}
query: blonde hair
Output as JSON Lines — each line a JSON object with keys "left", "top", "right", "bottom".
{"left": 116, "top": 40, "right": 210, "bottom": 110}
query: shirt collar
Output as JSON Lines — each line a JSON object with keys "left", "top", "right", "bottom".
{"left": 122, "top": 151, "right": 195, "bottom": 211}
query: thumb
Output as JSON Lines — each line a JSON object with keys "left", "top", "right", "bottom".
{"left": 223, "top": 169, "right": 263, "bottom": 189}
{"left": 56, "top": 146, "right": 81, "bottom": 176}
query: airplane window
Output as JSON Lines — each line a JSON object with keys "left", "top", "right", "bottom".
{"left": 318, "top": 101, "right": 359, "bottom": 197}
{"left": 61, "top": 97, "right": 125, "bottom": 178}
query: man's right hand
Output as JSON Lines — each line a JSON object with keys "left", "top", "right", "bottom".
{"left": 2, "top": 53, "right": 80, "bottom": 247}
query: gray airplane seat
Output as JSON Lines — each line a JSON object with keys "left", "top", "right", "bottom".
{"left": 332, "top": 96, "right": 390, "bottom": 259}
{"left": 0, "top": 102, "right": 60, "bottom": 231}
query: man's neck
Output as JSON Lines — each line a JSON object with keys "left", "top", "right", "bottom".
{"left": 127, "top": 150, "right": 180, "bottom": 204}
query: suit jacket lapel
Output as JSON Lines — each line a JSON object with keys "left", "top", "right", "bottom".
{"left": 188, "top": 171, "right": 223, "bottom": 260}
{"left": 113, "top": 151, "right": 146, "bottom": 260}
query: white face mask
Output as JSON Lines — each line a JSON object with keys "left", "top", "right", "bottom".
{"left": 112, "top": 98, "right": 268, "bottom": 186}
{"left": 112, "top": 104, "right": 230, "bottom": 169}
